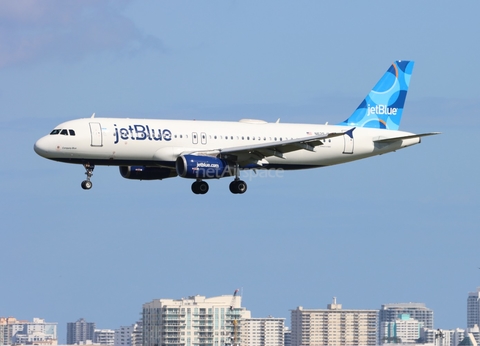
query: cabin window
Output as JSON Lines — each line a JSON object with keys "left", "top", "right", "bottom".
{"left": 69, "top": 129, "right": 76, "bottom": 136}
{"left": 242, "top": 136, "right": 244, "bottom": 140}
{"left": 180, "top": 135, "right": 183, "bottom": 138}
{"left": 50, "top": 129, "right": 61, "bottom": 135}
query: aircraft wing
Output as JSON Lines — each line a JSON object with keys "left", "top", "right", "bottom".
{"left": 188, "top": 128, "right": 355, "bottom": 164}
{"left": 373, "top": 132, "right": 441, "bottom": 143}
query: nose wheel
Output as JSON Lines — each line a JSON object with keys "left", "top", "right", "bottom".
{"left": 81, "top": 163, "right": 95, "bottom": 190}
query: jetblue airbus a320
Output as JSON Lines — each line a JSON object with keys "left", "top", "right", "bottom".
{"left": 34, "top": 61, "right": 438, "bottom": 194}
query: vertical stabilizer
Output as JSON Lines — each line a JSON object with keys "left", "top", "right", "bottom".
{"left": 338, "top": 60, "right": 414, "bottom": 130}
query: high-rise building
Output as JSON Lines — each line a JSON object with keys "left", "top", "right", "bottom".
{"left": 291, "top": 298, "right": 378, "bottom": 346}
{"left": 94, "top": 329, "right": 115, "bottom": 345}
{"left": 468, "top": 288, "right": 480, "bottom": 328}
{"left": 143, "top": 294, "right": 251, "bottom": 346}
{"left": 114, "top": 322, "right": 142, "bottom": 346}
{"left": 0, "top": 317, "right": 57, "bottom": 345}
{"left": 379, "top": 303, "right": 433, "bottom": 329}
{"left": 380, "top": 314, "right": 422, "bottom": 343}
{"left": 283, "top": 327, "right": 291, "bottom": 346}
{"left": 241, "top": 317, "right": 284, "bottom": 346}
{"left": 420, "top": 328, "right": 465, "bottom": 346}
{"left": 67, "top": 318, "right": 96, "bottom": 345}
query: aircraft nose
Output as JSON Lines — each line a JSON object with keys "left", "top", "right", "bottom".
{"left": 34, "top": 136, "right": 51, "bottom": 157}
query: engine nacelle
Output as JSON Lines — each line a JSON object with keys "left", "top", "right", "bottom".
{"left": 119, "top": 166, "right": 176, "bottom": 180}
{"left": 176, "top": 155, "right": 233, "bottom": 179}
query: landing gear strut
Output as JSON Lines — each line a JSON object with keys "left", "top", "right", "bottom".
{"left": 81, "top": 163, "right": 95, "bottom": 190}
{"left": 191, "top": 180, "right": 209, "bottom": 194}
{"left": 229, "top": 163, "right": 247, "bottom": 194}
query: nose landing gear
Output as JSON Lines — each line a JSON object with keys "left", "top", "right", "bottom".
{"left": 81, "top": 163, "right": 95, "bottom": 190}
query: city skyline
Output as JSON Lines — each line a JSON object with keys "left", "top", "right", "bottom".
{"left": 1, "top": 1, "right": 479, "bottom": 341}
{"left": 4, "top": 287, "right": 480, "bottom": 344}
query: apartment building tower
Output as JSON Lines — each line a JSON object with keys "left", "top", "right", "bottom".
{"left": 67, "top": 318, "right": 96, "bottom": 344}
{"left": 379, "top": 303, "right": 433, "bottom": 329}
{"left": 380, "top": 314, "right": 422, "bottom": 343}
{"left": 291, "top": 298, "right": 378, "bottom": 346}
{"left": 94, "top": 329, "right": 115, "bottom": 345}
{"left": 241, "top": 317, "right": 284, "bottom": 346}
{"left": 143, "top": 294, "right": 251, "bottom": 346}
{"left": 114, "top": 322, "right": 142, "bottom": 346}
{"left": 468, "top": 288, "right": 480, "bottom": 328}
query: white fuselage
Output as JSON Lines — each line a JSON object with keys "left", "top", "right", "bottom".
{"left": 34, "top": 117, "right": 420, "bottom": 170}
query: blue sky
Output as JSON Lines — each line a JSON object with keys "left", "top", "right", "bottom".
{"left": 1, "top": 1, "right": 479, "bottom": 342}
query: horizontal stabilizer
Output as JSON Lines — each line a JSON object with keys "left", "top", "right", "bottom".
{"left": 373, "top": 132, "right": 441, "bottom": 143}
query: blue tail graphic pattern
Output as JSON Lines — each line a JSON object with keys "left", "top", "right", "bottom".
{"left": 338, "top": 60, "right": 414, "bottom": 130}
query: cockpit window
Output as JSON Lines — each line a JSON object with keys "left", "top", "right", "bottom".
{"left": 69, "top": 129, "right": 76, "bottom": 136}
{"left": 50, "top": 129, "right": 61, "bottom": 135}
{"left": 60, "top": 129, "right": 68, "bottom": 135}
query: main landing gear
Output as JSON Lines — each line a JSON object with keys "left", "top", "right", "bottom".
{"left": 229, "top": 179, "right": 247, "bottom": 194}
{"left": 191, "top": 179, "right": 248, "bottom": 195}
{"left": 191, "top": 179, "right": 247, "bottom": 195}
{"left": 229, "top": 163, "right": 247, "bottom": 194}
{"left": 191, "top": 180, "right": 209, "bottom": 194}
{"left": 81, "top": 163, "right": 95, "bottom": 190}
{"left": 191, "top": 164, "right": 247, "bottom": 195}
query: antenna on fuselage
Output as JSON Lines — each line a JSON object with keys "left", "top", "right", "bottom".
{"left": 276, "top": 118, "right": 280, "bottom": 123}
{"left": 91, "top": 113, "right": 96, "bottom": 118}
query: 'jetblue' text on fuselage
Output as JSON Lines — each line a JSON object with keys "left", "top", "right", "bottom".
{"left": 113, "top": 124, "right": 172, "bottom": 144}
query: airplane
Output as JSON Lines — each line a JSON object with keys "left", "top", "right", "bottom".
{"left": 34, "top": 60, "right": 439, "bottom": 194}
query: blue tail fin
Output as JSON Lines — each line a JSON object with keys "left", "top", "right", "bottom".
{"left": 338, "top": 60, "right": 414, "bottom": 130}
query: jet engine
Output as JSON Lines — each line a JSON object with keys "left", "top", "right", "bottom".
{"left": 175, "top": 155, "right": 233, "bottom": 179}
{"left": 119, "top": 166, "right": 176, "bottom": 180}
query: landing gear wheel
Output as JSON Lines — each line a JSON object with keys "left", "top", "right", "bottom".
{"left": 81, "top": 163, "right": 95, "bottom": 190}
{"left": 192, "top": 181, "right": 209, "bottom": 194}
{"left": 81, "top": 180, "right": 93, "bottom": 190}
{"left": 229, "top": 180, "right": 247, "bottom": 194}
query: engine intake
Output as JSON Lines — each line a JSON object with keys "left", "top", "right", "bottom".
{"left": 119, "top": 166, "right": 176, "bottom": 180}
{"left": 176, "top": 155, "right": 233, "bottom": 179}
